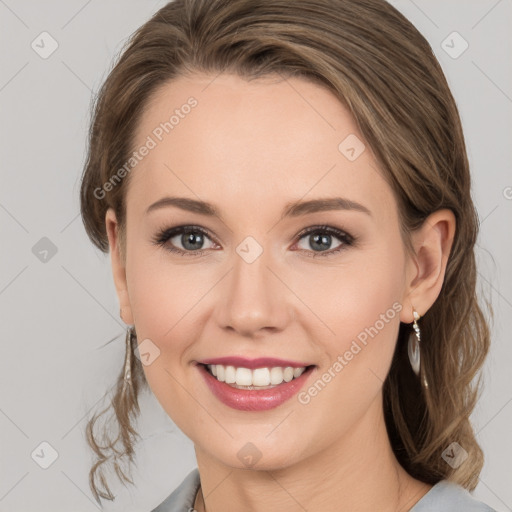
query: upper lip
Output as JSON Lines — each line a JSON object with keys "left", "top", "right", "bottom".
{"left": 196, "top": 356, "right": 314, "bottom": 369}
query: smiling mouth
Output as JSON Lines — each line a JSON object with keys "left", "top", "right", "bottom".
{"left": 199, "top": 363, "right": 316, "bottom": 389}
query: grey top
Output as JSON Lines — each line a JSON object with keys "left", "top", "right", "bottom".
{"left": 151, "top": 467, "right": 497, "bottom": 512}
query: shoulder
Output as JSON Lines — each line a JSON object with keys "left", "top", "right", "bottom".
{"left": 411, "top": 479, "right": 497, "bottom": 512}
{"left": 150, "top": 467, "right": 200, "bottom": 512}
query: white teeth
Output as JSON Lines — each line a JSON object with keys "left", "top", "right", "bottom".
{"left": 293, "top": 367, "right": 304, "bottom": 378}
{"left": 253, "top": 368, "right": 270, "bottom": 387}
{"left": 283, "top": 367, "right": 294, "bottom": 382}
{"left": 236, "top": 367, "right": 253, "bottom": 386}
{"left": 269, "top": 367, "right": 284, "bottom": 385}
{"left": 225, "top": 365, "right": 236, "bottom": 384}
{"left": 206, "top": 364, "right": 307, "bottom": 387}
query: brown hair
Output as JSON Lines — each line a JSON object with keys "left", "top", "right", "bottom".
{"left": 80, "top": 0, "right": 491, "bottom": 503}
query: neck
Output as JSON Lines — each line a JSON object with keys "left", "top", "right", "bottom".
{"left": 193, "top": 393, "right": 432, "bottom": 512}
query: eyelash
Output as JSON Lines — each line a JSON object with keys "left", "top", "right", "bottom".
{"left": 152, "top": 224, "right": 356, "bottom": 258}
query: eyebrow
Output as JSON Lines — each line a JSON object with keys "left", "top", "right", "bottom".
{"left": 145, "top": 196, "right": 372, "bottom": 219}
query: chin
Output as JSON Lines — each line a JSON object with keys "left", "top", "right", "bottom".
{"left": 209, "top": 442, "right": 304, "bottom": 473}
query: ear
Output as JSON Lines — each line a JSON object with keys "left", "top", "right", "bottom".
{"left": 105, "top": 208, "right": 134, "bottom": 325}
{"left": 400, "top": 209, "right": 456, "bottom": 323}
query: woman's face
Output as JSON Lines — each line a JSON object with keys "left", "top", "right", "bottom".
{"left": 108, "top": 72, "right": 418, "bottom": 470}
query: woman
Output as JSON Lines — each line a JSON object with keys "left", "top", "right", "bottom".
{"left": 80, "top": 0, "right": 497, "bottom": 510}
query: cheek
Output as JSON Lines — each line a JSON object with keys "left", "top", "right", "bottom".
{"left": 124, "top": 249, "right": 208, "bottom": 425}
{"left": 289, "top": 245, "right": 405, "bottom": 439}
{"left": 125, "top": 241, "right": 209, "bottom": 336}
{"left": 297, "top": 240, "right": 406, "bottom": 379}
{"left": 124, "top": 246, "right": 217, "bottom": 389}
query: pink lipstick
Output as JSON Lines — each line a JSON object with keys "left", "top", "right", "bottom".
{"left": 196, "top": 362, "right": 316, "bottom": 411}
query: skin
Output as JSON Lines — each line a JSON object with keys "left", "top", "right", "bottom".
{"left": 105, "top": 72, "right": 455, "bottom": 512}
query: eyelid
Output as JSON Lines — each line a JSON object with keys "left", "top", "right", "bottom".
{"left": 295, "top": 225, "right": 354, "bottom": 244}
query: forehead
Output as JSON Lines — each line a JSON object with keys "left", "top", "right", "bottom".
{"left": 126, "top": 73, "right": 396, "bottom": 223}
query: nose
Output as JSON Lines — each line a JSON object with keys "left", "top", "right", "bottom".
{"left": 214, "top": 245, "right": 292, "bottom": 338}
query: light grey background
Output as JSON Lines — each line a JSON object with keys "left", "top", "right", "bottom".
{"left": 0, "top": 0, "right": 510, "bottom": 511}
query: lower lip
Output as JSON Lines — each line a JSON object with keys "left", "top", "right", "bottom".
{"left": 196, "top": 364, "right": 316, "bottom": 411}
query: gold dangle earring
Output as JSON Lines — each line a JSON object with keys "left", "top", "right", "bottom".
{"left": 407, "top": 308, "right": 429, "bottom": 389}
